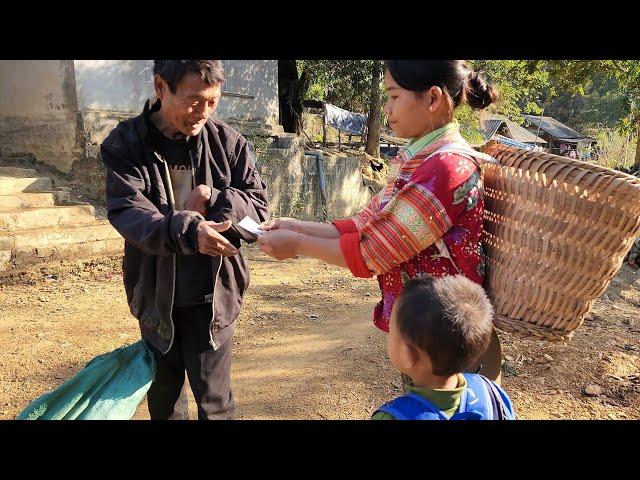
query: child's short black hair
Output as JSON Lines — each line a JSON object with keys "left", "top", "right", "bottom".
{"left": 395, "top": 275, "right": 494, "bottom": 376}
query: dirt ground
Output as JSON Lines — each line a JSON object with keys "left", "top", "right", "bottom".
{"left": 1, "top": 245, "right": 639, "bottom": 420}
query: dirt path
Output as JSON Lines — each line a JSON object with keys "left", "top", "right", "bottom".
{"left": 1, "top": 245, "right": 639, "bottom": 420}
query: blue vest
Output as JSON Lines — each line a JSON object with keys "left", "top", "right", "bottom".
{"left": 375, "top": 373, "right": 515, "bottom": 420}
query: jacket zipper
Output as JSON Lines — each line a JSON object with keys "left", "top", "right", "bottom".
{"left": 154, "top": 151, "right": 178, "bottom": 355}
{"left": 189, "top": 148, "right": 221, "bottom": 352}
{"left": 209, "top": 258, "right": 223, "bottom": 351}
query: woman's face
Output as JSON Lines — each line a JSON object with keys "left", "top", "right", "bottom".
{"left": 383, "top": 69, "right": 452, "bottom": 140}
{"left": 383, "top": 69, "right": 432, "bottom": 139}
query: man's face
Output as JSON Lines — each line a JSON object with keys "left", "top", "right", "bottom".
{"left": 155, "top": 72, "right": 222, "bottom": 138}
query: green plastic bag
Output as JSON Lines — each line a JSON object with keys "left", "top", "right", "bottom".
{"left": 17, "top": 340, "right": 156, "bottom": 420}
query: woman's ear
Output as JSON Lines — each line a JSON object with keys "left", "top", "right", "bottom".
{"left": 426, "top": 86, "right": 443, "bottom": 112}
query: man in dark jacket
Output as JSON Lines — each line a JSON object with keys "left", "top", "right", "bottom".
{"left": 101, "top": 60, "right": 269, "bottom": 420}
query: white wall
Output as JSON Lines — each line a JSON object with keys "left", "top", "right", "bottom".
{"left": 74, "top": 60, "right": 154, "bottom": 112}
{"left": 0, "top": 60, "right": 280, "bottom": 173}
{"left": 0, "top": 60, "right": 80, "bottom": 172}
{"left": 74, "top": 60, "right": 279, "bottom": 124}
{"left": 217, "top": 60, "right": 279, "bottom": 125}
{"left": 0, "top": 60, "right": 76, "bottom": 115}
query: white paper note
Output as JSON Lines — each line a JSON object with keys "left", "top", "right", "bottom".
{"left": 237, "top": 216, "right": 264, "bottom": 236}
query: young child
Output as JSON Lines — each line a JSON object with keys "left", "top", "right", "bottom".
{"left": 373, "top": 275, "right": 515, "bottom": 420}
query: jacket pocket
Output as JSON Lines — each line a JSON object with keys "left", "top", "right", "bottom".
{"left": 124, "top": 248, "right": 159, "bottom": 330}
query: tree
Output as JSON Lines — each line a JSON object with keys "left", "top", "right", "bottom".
{"left": 544, "top": 60, "right": 640, "bottom": 169}
{"left": 541, "top": 73, "right": 627, "bottom": 131}
{"left": 297, "top": 60, "right": 384, "bottom": 154}
{"left": 285, "top": 60, "right": 640, "bottom": 168}
{"left": 365, "top": 60, "right": 383, "bottom": 157}
{"left": 278, "top": 60, "right": 309, "bottom": 134}
{"left": 471, "top": 60, "right": 555, "bottom": 122}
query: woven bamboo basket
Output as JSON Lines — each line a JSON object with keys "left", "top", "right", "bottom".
{"left": 479, "top": 141, "right": 640, "bottom": 342}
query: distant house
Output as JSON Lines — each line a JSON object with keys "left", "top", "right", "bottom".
{"left": 481, "top": 114, "right": 547, "bottom": 151}
{"left": 523, "top": 115, "right": 595, "bottom": 156}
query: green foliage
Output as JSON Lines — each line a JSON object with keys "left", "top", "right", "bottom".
{"left": 590, "top": 128, "right": 638, "bottom": 171}
{"left": 456, "top": 105, "right": 485, "bottom": 145}
{"left": 543, "top": 60, "right": 640, "bottom": 168}
{"left": 296, "top": 60, "right": 640, "bottom": 161}
{"left": 542, "top": 74, "right": 627, "bottom": 131}
{"left": 543, "top": 60, "right": 640, "bottom": 130}
{"left": 305, "top": 82, "right": 326, "bottom": 102}
{"left": 471, "top": 60, "right": 554, "bottom": 121}
{"left": 298, "top": 60, "right": 376, "bottom": 113}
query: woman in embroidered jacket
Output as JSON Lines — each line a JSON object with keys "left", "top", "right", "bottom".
{"left": 258, "top": 60, "right": 500, "bottom": 373}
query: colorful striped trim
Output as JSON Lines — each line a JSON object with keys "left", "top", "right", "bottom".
{"left": 359, "top": 182, "right": 452, "bottom": 275}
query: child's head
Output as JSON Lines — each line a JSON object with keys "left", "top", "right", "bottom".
{"left": 387, "top": 275, "right": 494, "bottom": 379}
{"left": 383, "top": 60, "right": 498, "bottom": 139}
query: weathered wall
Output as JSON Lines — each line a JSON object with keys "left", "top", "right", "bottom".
{"left": 75, "top": 60, "right": 153, "bottom": 113}
{"left": 323, "top": 155, "right": 373, "bottom": 218}
{"left": 0, "top": 60, "right": 279, "bottom": 174}
{"left": 74, "top": 59, "right": 279, "bottom": 146}
{"left": 257, "top": 148, "right": 317, "bottom": 219}
{"left": 0, "top": 60, "right": 298, "bottom": 212}
{"left": 255, "top": 148, "right": 371, "bottom": 221}
{"left": 0, "top": 60, "right": 82, "bottom": 173}
{"left": 70, "top": 60, "right": 280, "bottom": 201}
{"left": 217, "top": 60, "right": 279, "bottom": 126}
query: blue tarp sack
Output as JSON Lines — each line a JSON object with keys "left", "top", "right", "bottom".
{"left": 324, "top": 103, "right": 368, "bottom": 135}
{"left": 17, "top": 340, "right": 155, "bottom": 420}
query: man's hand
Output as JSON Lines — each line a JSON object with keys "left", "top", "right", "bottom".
{"left": 197, "top": 220, "right": 238, "bottom": 257}
{"left": 259, "top": 217, "right": 300, "bottom": 232}
{"left": 257, "top": 229, "right": 301, "bottom": 260}
{"left": 186, "top": 184, "right": 212, "bottom": 216}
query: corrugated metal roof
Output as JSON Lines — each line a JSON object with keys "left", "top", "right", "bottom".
{"left": 492, "top": 134, "right": 542, "bottom": 151}
{"left": 482, "top": 119, "right": 502, "bottom": 141}
{"left": 523, "top": 115, "right": 594, "bottom": 143}
{"left": 482, "top": 114, "right": 547, "bottom": 144}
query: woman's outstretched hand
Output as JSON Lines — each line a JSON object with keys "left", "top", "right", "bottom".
{"left": 257, "top": 229, "right": 302, "bottom": 260}
{"left": 259, "top": 217, "right": 300, "bottom": 232}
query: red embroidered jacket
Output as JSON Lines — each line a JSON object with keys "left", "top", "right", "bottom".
{"left": 333, "top": 147, "right": 486, "bottom": 332}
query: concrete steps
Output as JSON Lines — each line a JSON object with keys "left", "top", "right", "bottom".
{"left": 0, "top": 205, "right": 96, "bottom": 231}
{"left": 13, "top": 237, "right": 123, "bottom": 264}
{"left": 1, "top": 237, "right": 124, "bottom": 273}
{"left": 0, "top": 191, "right": 70, "bottom": 209}
{"left": 0, "top": 221, "right": 121, "bottom": 250}
{"left": 0, "top": 168, "right": 123, "bottom": 274}
{"left": 0, "top": 176, "right": 52, "bottom": 194}
{"left": 0, "top": 167, "right": 38, "bottom": 177}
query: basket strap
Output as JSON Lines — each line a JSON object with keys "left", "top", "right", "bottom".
{"left": 427, "top": 145, "right": 495, "bottom": 276}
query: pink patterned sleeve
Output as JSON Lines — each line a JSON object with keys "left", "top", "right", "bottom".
{"left": 357, "top": 153, "right": 479, "bottom": 275}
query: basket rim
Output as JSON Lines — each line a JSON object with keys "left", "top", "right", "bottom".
{"left": 480, "top": 140, "right": 640, "bottom": 185}
{"left": 493, "top": 315, "right": 575, "bottom": 343}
